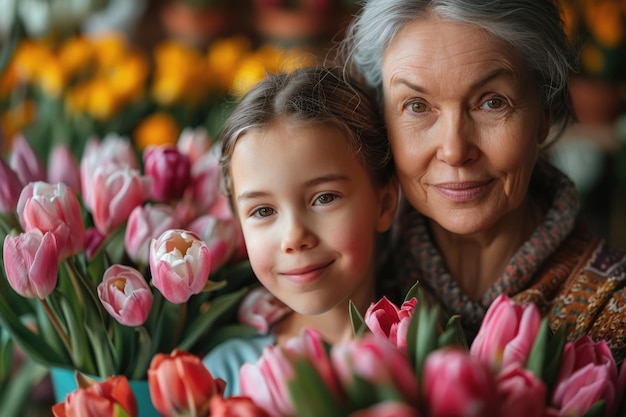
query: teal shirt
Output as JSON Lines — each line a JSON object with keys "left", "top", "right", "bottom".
{"left": 203, "top": 333, "right": 276, "bottom": 396}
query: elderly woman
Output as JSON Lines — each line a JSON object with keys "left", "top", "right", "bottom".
{"left": 338, "top": 0, "right": 626, "bottom": 360}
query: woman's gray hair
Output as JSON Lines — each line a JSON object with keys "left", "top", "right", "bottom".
{"left": 338, "top": 0, "right": 575, "bottom": 140}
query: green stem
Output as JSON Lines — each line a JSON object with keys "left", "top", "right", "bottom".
{"left": 39, "top": 297, "right": 71, "bottom": 353}
{"left": 173, "top": 302, "right": 187, "bottom": 347}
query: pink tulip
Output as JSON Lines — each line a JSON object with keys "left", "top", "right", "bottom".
{"left": 125, "top": 204, "right": 180, "bottom": 266}
{"left": 17, "top": 181, "right": 85, "bottom": 260}
{"left": 84, "top": 227, "right": 107, "bottom": 261}
{"left": 330, "top": 334, "right": 419, "bottom": 407}
{"left": 348, "top": 402, "right": 421, "bottom": 417}
{"left": 149, "top": 229, "right": 211, "bottom": 304}
{"left": 187, "top": 214, "right": 238, "bottom": 271}
{"left": 9, "top": 134, "right": 46, "bottom": 185}
{"left": 90, "top": 165, "right": 150, "bottom": 235}
{"left": 237, "top": 287, "right": 291, "bottom": 334}
{"left": 470, "top": 294, "right": 542, "bottom": 372}
{"left": 364, "top": 296, "right": 416, "bottom": 349}
{"left": 551, "top": 336, "right": 618, "bottom": 417}
{"left": 148, "top": 349, "right": 223, "bottom": 417}
{"left": 423, "top": 347, "right": 499, "bottom": 417}
{"left": 3, "top": 230, "right": 58, "bottom": 299}
{"left": 47, "top": 144, "right": 81, "bottom": 193}
{"left": 189, "top": 150, "right": 221, "bottom": 213}
{"left": 177, "top": 126, "right": 212, "bottom": 166}
{"left": 0, "top": 159, "right": 23, "bottom": 213}
{"left": 496, "top": 363, "right": 547, "bottom": 417}
{"left": 240, "top": 345, "right": 297, "bottom": 417}
{"left": 52, "top": 374, "right": 138, "bottom": 417}
{"left": 97, "top": 265, "right": 153, "bottom": 327}
{"left": 143, "top": 145, "right": 191, "bottom": 202}
{"left": 80, "top": 135, "right": 139, "bottom": 211}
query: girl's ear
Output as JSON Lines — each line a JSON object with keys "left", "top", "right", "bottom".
{"left": 376, "top": 177, "right": 399, "bottom": 233}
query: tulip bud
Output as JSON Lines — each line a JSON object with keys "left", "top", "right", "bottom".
{"left": 496, "top": 363, "right": 547, "bottom": 417}
{"left": 9, "top": 134, "right": 46, "bottom": 185}
{"left": 17, "top": 181, "right": 85, "bottom": 260}
{"left": 364, "top": 296, "right": 416, "bottom": 350}
{"left": 125, "top": 204, "right": 180, "bottom": 266}
{"left": 149, "top": 229, "right": 211, "bottom": 304}
{"left": 51, "top": 374, "right": 138, "bottom": 417}
{"left": 177, "top": 126, "right": 212, "bottom": 166}
{"left": 143, "top": 145, "right": 191, "bottom": 202}
{"left": 148, "top": 349, "right": 223, "bottom": 417}
{"left": 237, "top": 287, "right": 291, "bottom": 334}
{"left": 3, "top": 230, "right": 59, "bottom": 299}
{"left": 0, "top": 159, "right": 23, "bottom": 213}
{"left": 97, "top": 265, "right": 153, "bottom": 327}
{"left": 189, "top": 151, "right": 221, "bottom": 213}
{"left": 187, "top": 214, "right": 238, "bottom": 272}
{"left": 47, "top": 144, "right": 81, "bottom": 193}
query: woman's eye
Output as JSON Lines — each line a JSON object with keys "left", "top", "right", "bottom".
{"left": 408, "top": 101, "right": 428, "bottom": 113}
{"left": 482, "top": 97, "right": 505, "bottom": 110}
{"left": 315, "top": 193, "right": 337, "bottom": 205}
{"left": 252, "top": 207, "right": 275, "bottom": 218}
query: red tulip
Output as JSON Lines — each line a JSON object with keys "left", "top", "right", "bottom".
{"left": 551, "top": 336, "right": 618, "bottom": 416}
{"left": 16, "top": 181, "right": 85, "bottom": 260}
{"left": 149, "top": 229, "right": 211, "bottom": 304}
{"left": 148, "top": 349, "right": 224, "bottom": 417}
{"left": 209, "top": 395, "right": 271, "bottom": 417}
{"left": 143, "top": 145, "right": 191, "bottom": 202}
{"left": 496, "top": 363, "right": 547, "bottom": 417}
{"left": 0, "top": 159, "right": 23, "bottom": 213}
{"left": 124, "top": 204, "right": 180, "bottom": 266}
{"left": 97, "top": 265, "right": 153, "bottom": 327}
{"left": 3, "top": 230, "right": 58, "bottom": 299}
{"left": 470, "top": 294, "right": 542, "bottom": 372}
{"left": 423, "top": 347, "right": 499, "bottom": 417}
{"left": 364, "top": 296, "right": 416, "bottom": 349}
{"left": 52, "top": 374, "right": 138, "bottom": 417}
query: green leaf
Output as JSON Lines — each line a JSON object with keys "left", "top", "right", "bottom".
{"left": 349, "top": 300, "right": 368, "bottom": 339}
{"left": 404, "top": 282, "right": 422, "bottom": 302}
{"left": 438, "top": 315, "right": 468, "bottom": 350}
{"left": 0, "top": 356, "right": 49, "bottom": 417}
{"left": 414, "top": 302, "right": 441, "bottom": 379}
{"left": 288, "top": 358, "right": 346, "bottom": 417}
{"left": 526, "top": 319, "right": 565, "bottom": 393}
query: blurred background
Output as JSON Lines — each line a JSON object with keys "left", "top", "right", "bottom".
{"left": 0, "top": 0, "right": 625, "bottom": 415}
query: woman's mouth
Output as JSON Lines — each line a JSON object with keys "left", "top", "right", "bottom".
{"left": 433, "top": 181, "right": 493, "bottom": 203}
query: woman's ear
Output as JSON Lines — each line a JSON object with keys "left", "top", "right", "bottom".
{"left": 376, "top": 177, "right": 399, "bottom": 233}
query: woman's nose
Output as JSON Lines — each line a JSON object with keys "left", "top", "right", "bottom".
{"left": 436, "top": 111, "right": 479, "bottom": 166}
{"left": 280, "top": 215, "right": 317, "bottom": 253}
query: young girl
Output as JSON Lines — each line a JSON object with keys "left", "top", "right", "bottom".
{"left": 203, "top": 66, "right": 398, "bottom": 395}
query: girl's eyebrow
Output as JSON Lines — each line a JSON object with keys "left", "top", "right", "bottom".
{"left": 236, "top": 174, "right": 350, "bottom": 203}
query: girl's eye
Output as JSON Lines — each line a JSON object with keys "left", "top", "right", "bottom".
{"left": 409, "top": 101, "right": 428, "bottom": 113}
{"left": 252, "top": 207, "right": 275, "bottom": 218}
{"left": 315, "top": 193, "right": 337, "bottom": 205}
{"left": 482, "top": 97, "right": 505, "bottom": 110}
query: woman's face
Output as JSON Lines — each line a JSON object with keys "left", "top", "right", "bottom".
{"left": 381, "top": 17, "right": 550, "bottom": 235}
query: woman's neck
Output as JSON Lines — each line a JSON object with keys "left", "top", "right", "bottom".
{"left": 429, "top": 196, "right": 542, "bottom": 300}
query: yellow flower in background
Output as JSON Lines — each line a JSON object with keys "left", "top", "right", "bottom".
{"left": 85, "top": 77, "right": 123, "bottom": 120}
{"left": 1, "top": 100, "right": 35, "bottom": 151}
{"left": 58, "top": 36, "right": 96, "bottom": 78}
{"left": 37, "top": 57, "right": 67, "bottom": 98}
{"left": 107, "top": 51, "right": 149, "bottom": 103}
{"left": 12, "top": 40, "right": 53, "bottom": 83}
{"left": 91, "top": 33, "right": 129, "bottom": 70}
{"left": 133, "top": 112, "right": 180, "bottom": 150}
{"left": 206, "top": 36, "right": 253, "bottom": 91}
{"left": 583, "top": 1, "right": 625, "bottom": 47}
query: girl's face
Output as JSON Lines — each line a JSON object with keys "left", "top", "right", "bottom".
{"left": 381, "top": 17, "right": 550, "bottom": 236}
{"left": 229, "top": 120, "right": 397, "bottom": 316}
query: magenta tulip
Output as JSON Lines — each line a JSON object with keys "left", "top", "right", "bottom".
{"left": 17, "top": 181, "right": 85, "bottom": 260}
{"left": 143, "top": 145, "right": 191, "bottom": 202}
{"left": 97, "top": 265, "right": 153, "bottom": 327}
{"left": 240, "top": 344, "right": 297, "bottom": 417}
{"left": 551, "top": 336, "right": 618, "bottom": 416}
{"left": 125, "top": 204, "right": 180, "bottom": 266}
{"left": 238, "top": 287, "right": 291, "bottom": 334}
{"left": 423, "top": 347, "right": 499, "bottom": 417}
{"left": 364, "top": 296, "right": 416, "bottom": 349}
{"left": 90, "top": 165, "right": 150, "bottom": 235}
{"left": 9, "top": 134, "right": 46, "bottom": 185}
{"left": 470, "top": 294, "right": 542, "bottom": 372}
{"left": 496, "top": 363, "right": 547, "bottom": 417}
{"left": 47, "top": 144, "right": 81, "bottom": 193}
{"left": 149, "top": 229, "right": 211, "bottom": 304}
{"left": 0, "top": 159, "right": 23, "bottom": 213}
{"left": 3, "top": 230, "right": 58, "bottom": 299}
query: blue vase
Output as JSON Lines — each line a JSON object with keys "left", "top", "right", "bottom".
{"left": 50, "top": 368, "right": 160, "bottom": 417}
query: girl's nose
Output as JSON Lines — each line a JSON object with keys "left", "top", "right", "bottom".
{"left": 280, "top": 215, "right": 318, "bottom": 253}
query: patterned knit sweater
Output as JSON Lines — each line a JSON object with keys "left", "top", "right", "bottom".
{"left": 384, "top": 159, "right": 626, "bottom": 362}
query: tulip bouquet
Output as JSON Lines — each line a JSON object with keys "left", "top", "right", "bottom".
{"left": 238, "top": 285, "right": 626, "bottom": 417}
{"left": 0, "top": 128, "right": 258, "bottom": 382}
